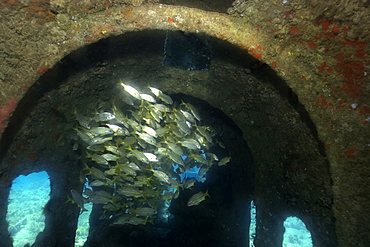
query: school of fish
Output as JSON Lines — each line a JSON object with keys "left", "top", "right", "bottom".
{"left": 71, "top": 81, "right": 231, "bottom": 225}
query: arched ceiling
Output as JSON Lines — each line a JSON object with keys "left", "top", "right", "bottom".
{"left": 0, "top": 1, "right": 369, "bottom": 246}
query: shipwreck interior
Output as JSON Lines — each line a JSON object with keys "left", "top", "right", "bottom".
{"left": 0, "top": 30, "right": 337, "bottom": 247}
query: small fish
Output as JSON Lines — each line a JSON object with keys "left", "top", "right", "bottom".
{"left": 89, "top": 191, "right": 113, "bottom": 204}
{"left": 126, "top": 217, "right": 151, "bottom": 225}
{"left": 186, "top": 103, "right": 201, "bottom": 121}
{"left": 180, "top": 139, "right": 200, "bottom": 150}
{"left": 131, "top": 149, "right": 149, "bottom": 164}
{"left": 133, "top": 180, "right": 149, "bottom": 187}
{"left": 149, "top": 86, "right": 161, "bottom": 97}
{"left": 191, "top": 154, "right": 208, "bottom": 165}
{"left": 94, "top": 112, "right": 115, "bottom": 122}
{"left": 112, "top": 215, "right": 131, "bottom": 225}
{"left": 143, "top": 152, "right": 158, "bottom": 162}
{"left": 174, "top": 189, "right": 180, "bottom": 199}
{"left": 140, "top": 93, "right": 156, "bottom": 103}
{"left": 104, "top": 168, "right": 117, "bottom": 176}
{"left": 126, "top": 118, "right": 140, "bottom": 130}
{"left": 151, "top": 169, "right": 171, "bottom": 184}
{"left": 176, "top": 120, "right": 191, "bottom": 135}
{"left": 167, "top": 151, "right": 184, "bottom": 166}
{"left": 152, "top": 103, "right": 170, "bottom": 112}
{"left": 162, "top": 191, "right": 175, "bottom": 200}
{"left": 127, "top": 162, "right": 141, "bottom": 171}
{"left": 117, "top": 186, "right": 143, "bottom": 198}
{"left": 105, "top": 145, "right": 121, "bottom": 155}
{"left": 106, "top": 124, "right": 129, "bottom": 136}
{"left": 198, "top": 165, "right": 210, "bottom": 176}
{"left": 89, "top": 136, "right": 113, "bottom": 146}
{"left": 183, "top": 178, "right": 196, "bottom": 189}
{"left": 131, "top": 207, "right": 157, "bottom": 217}
{"left": 70, "top": 190, "right": 88, "bottom": 214}
{"left": 89, "top": 179, "right": 106, "bottom": 187}
{"left": 180, "top": 110, "right": 196, "bottom": 123}
{"left": 174, "top": 110, "right": 185, "bottom": 122}
{"left": 117, "top": 165, "right": 137, "bottom": 177}
{"left": 120, "top": 82, "right": 141, "bottom": 100}
{"left": 90, "top": 167, "right": 106, "bottom": 180}
{"left": 150, "top": 110, "right": 162, "bottom": 123}
{"left": 101, "top": 153, "right": 119, "bottom": 161}
{"left": 87, "top": 145, "right": 105, "bottom": 152}
{"left": 89, "top": 127, "right": 114, "bottom": 135}
{"left": 75, "top": 128, "right": 93, "bottom": 144}
{"left": 76, "top": 112, "right": 91, "bottom": 129}
{"left": 206, "top": 153, "right": 219, "bottom": 162}
{"left": 156, "top": 127, "right": 170, "bottom": 136}
{"left": 137, "top": 132, "right": 156, "bottom": 145}
{"left": 187, "top": 190, "right": 210, "bottom": 207}
{"left": 218, "top": 156, "right": 231, "bottom": 166}
{"left": 141, "top": 125, "right": 157, "bottom": 137}
{"left": 103, "top": 202, "right": 120, "bottom": 212}
{"left": 87, "top": 154, "right": 109, "bottom": 166}
{"left": 159, "top": 93, "right": 173, "bottom": 105}
{"left": 166, "top": 142, "right": 184, "bottom": 156}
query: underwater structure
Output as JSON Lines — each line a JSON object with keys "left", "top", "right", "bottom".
{"left": 0, "top": 0, "right": 369, "bottom": 247}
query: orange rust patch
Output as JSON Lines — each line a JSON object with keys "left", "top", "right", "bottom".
{"left": 343, "top": 40, "right": 367, "bottom": 59}
{"left": 307, "top": 40, "right": 318, "bottom": 48}
{"left": 359, "top": 106, "right": 370, "bottom": 115}
{"left": 0, "top": 98, "right": 18, "bottom": 134}
{"left": 317, "top": 63, "right": 333, "bottom": 73}
{"left": 249, "top": 48, "right": 262, "bottom": 59}
{"left": 344, "top": 149, "right": 356, "bottom": 159}
{"left": 122, "top": 6, "right": 135, "bottom": 19}
{"left": 319, "top": 18, "right": 336, "bottom": 31}
{"left": 335, "top": 54, "right": 365, "bottom": 99}
{"left": 38, "top": 67, "right": 49, "bottom": 74}
{"left": 3, "top": 0, "right": 55, "bottom": 24}
{"left": 271, "top": 62, "right": 277, "bottom": 69}
{"left": 316, "top": 95, "right": 334, "bottom": 108}
{"left": 332, "top": 26, "right": 340, "bottom": 34}
{"left": 290, "top": 26, "right": 300, "bottom": 35}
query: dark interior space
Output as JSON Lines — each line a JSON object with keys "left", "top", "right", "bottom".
{"left": 0, "top": 30, "right": 335, "bottom": 247}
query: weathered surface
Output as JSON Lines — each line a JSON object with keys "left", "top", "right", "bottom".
{"left": 0, "top": 0, "right": 369, "bottom": 246}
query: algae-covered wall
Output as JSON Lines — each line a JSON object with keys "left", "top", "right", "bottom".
{"left": 0, "top": 0, "right": 369, "bottom": 246}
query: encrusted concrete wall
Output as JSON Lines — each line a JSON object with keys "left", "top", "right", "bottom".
{"left": 0, "top": 0, "right": 369, "bottom": 246}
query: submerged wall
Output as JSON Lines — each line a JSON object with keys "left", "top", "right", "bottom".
{"left": 0, "top": 0, "right": 369, "bottom": 246}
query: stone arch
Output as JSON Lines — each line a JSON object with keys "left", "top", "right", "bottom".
{"left": 0, "top": 29, "right": 337, "bottom": 247}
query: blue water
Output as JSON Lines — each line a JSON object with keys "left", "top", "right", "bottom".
{"left": 75, "top": 185, "right": 92, "bottom": 247}
{"left": 249, "top": 201, "right": 312, "bottom": 247}
{"left": 249, "top": 200, "right": 256, "bottom": 246}
{"left": 283, "top": 216, "right": 313, "bottom": 247}
{"left": 7, "top": 171, "right": 91, "bottom": 246}
{"left": 6, "top": 172, "right": 313, "bottom": 247}
{"left": 7, "top": 171, "right": 50, "bottom": 247}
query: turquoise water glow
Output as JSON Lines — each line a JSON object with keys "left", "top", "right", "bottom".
{"left": 6, "top": 172, "right": 313, "bottom": 247}
{"left": 283, "top": 216, "right": 313, "bottom": 247}
{"left": 249, "top": 201, "right": 313, "bottom": 247}
{"left": 7, "top": 171, "right": 50, "bottom": 247}
{"left": 75, "top": 186, "right": 92, "bottom": 247}
{"left": 249, "top": 200, "right": 256, "bottom": 246}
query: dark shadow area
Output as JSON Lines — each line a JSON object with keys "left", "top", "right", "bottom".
{"left": 0, "top": 30, "right": 261, "bottom": 165}
{"left": 0, "top": 29, "right": 336, "bottom": 247}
